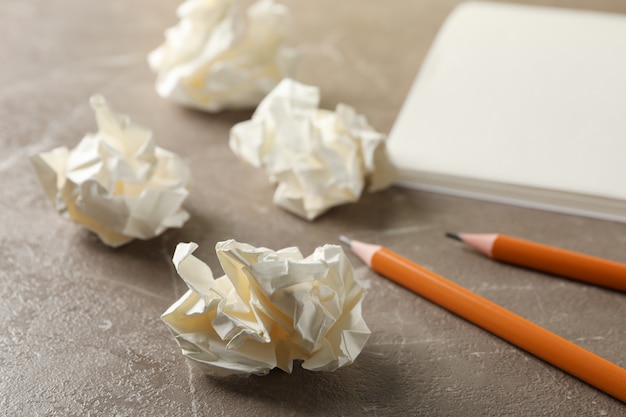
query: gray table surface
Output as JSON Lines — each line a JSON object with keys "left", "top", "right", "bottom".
{"left": 2, "top": 0, "right": 626, "bottom": 415}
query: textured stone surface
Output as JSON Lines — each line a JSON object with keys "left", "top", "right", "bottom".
{"left": 1, "top": 0, "right": 626, "bottom": 415}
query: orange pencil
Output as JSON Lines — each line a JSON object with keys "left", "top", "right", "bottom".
{"left": 340, "top": 236, "right": 626, "bottom": 403}
{"left": 446, "top": 233, "right": 626, "bottom": 292}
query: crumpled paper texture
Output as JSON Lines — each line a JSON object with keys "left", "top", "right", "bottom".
{"left": 162, "top": 240, "right": 370, "bottom": 376}
{"left": 31, "top": 95, "right": 191, "bottom": 247}
{"left": 230, "top": 78, "right": 396, "bottom": 220}
{"left": 148, "top": 0, "right": 297, "bottom": 112}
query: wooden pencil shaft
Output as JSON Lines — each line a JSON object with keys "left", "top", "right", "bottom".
{"left": 372, "top": 247, "right": 626, "bottom": 403}
{"left": 493, "top": 235, "right": 626, "bottom": 291}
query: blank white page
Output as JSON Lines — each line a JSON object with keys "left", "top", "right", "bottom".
{"left": 388, "top": 1, "right": 626, "bottom": 201}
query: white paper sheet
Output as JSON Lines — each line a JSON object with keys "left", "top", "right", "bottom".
{"left": 162, "top": 240, "right": 370, "bottom": 376}
{"left": 31, "top": 95, "right": 191, "bottom": 247}
{"left": 387, "top": 1, "right": 626, "bottom": 222}
{"left": 148, "top": 0, "right": 297, "bottom": 112}
{"left": 230, "top": 78, "right": 396, "bottom": 220}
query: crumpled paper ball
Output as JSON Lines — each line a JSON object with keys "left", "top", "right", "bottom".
{"left": 229, "top": 78, "right": 396, "bottom": 220}
{"left": 162, "top": 240, "right": 370, "bottom": 376}
{"left": 148, "top": 0, "right": 297, "bottom": 112}
{"left": 30, "top": 95, "right": 191, "bottom": 247}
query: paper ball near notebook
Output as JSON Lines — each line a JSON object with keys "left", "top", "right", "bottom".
{"left": 162, "top": 240, "right": 371, "bottom": 376}
{"left": 230, "top": 78, "right": 396, "bottom": 220}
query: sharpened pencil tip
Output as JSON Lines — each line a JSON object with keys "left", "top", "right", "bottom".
{"left": 339, "top": 235, "right": 352, "bottom": 246}
{"left": 445, "top": 232, "right": 461, "bottom": 242}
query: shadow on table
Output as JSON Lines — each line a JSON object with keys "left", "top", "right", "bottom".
{"left": 175, "top": 104, "right": 254, "bottom": 131}
{"left": 202, "top": 348, "right": 423, "bottom": 415}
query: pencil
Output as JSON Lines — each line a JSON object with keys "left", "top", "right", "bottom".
{"left": 339, "top": 235, "right": 626, "bottom": 403}
{"left": 446, "top": 232, "right": 626, "bottom": 292}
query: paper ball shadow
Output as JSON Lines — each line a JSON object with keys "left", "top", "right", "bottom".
{"left": 176, "top": 104, "right": 254, "bottom": 131}
{"left": 313, "top": 186, "right": 419, "bottom": 229}
{"left": 203, "top": 350, "right": 420, "bottom": 415}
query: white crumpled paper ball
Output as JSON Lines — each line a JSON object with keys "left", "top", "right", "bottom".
{"left": 229, "top": 78, "right": 396, "bottom": 220}
{"left": 148, "top": 0, "right": 297, "bottom": 112}
{"left": 31, "top": 95, "right": 191, "bottom": 247}
{"left": 162, "top": 240, "right": 371, "bottom": 376}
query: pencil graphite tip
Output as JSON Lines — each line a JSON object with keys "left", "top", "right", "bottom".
{"left": 445, "top": 232, "right": 462, "bottom": 242}
{"left": 339, "top": 235, "right": 352, "bottom": 246}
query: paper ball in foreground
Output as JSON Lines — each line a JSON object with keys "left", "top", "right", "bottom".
{"left": 162, "top": 240, "right": 371, "bottom": 376}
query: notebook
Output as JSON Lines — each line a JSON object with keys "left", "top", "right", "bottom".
{"left": 387, "top": 1, "right": 626, "bottom": 223}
